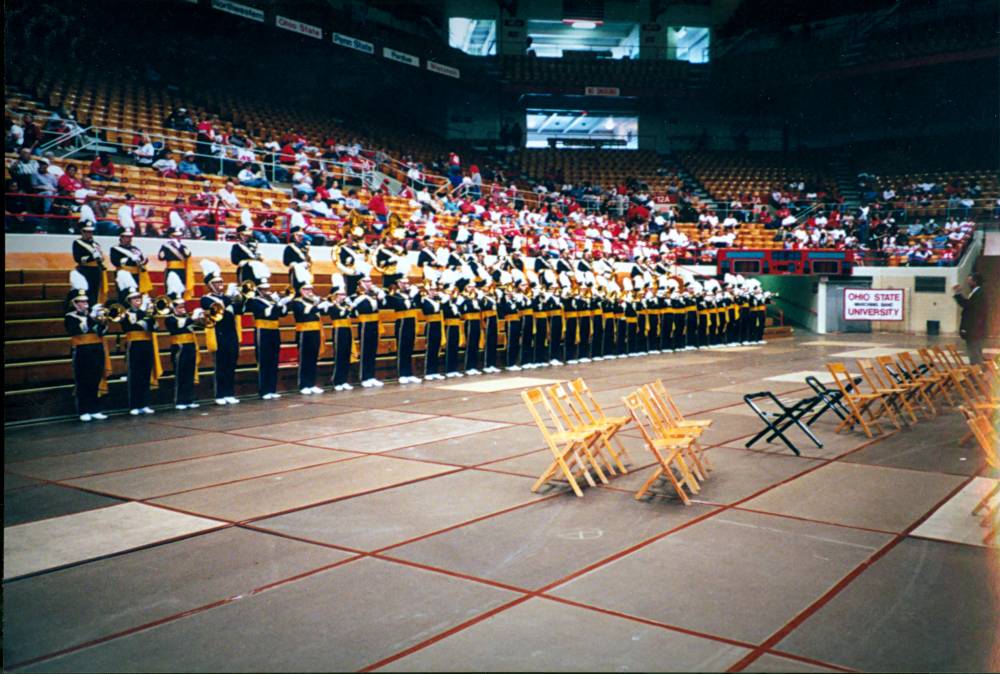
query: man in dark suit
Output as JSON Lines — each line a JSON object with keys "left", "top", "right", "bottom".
{"left": 952, "top": 272, "right": 987, "bottom": 364}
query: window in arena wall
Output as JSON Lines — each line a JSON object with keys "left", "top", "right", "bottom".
{"left": 525, "top": 110, "right": 638, "bottom": 150}
{"left": 526, "top": 20, "right": 639, "bottom": 59}
{"left": 449, "top": 18, "right": 497, "bottom": 56}
{"left": 667, "top": 26, "right": 709, "bottom": 63}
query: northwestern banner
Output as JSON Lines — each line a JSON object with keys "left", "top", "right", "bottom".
{"left": 427, "top": 61, "right": 460, "bottom": 79}
{"left": 211, "top": 0, "right": 264, "bottom": 22}
{"left": 332, "top": 32, "right": 374, "bottom": 54}
{"left": 276, "top": 15, "right": 322, "bottom": 39}
{"left": 383, "top": 47, "right": 420, "bottom": 67}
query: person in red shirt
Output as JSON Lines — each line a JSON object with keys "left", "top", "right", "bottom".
{"left": 367, "top": 189, "right": 388, "bottom": 222}
{"left": 88, "top": 152, "right": 117, "bottom": 182}
{"left": 58, "top": 165, "right": 84, "bottom": 195}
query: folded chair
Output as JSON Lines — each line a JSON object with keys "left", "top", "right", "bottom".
{"left": 546, "top": 383, "right": 619, "bottom": 479}
{"left": 960, "top": 408, "right": 999, "bottom": 545}
{"left": 569, "top": 378, "right": 635, "bottom": 468}
{"left": 918, "top": 348, "right": 963, "bottom": 407}
{"left": 858, "top": 359, "right": 917, "bottom": 426}
{"left": 650, "top": 379, "right": 714, "bottom": 434}
{"left": 826, "top": 362, "right": 886, "bottom": 439}
{"left": 522, "top": 387, "right": 598, "bottom": 498}
{"left": 639, "top": 384, "right": 709, "bottom": 480}
{"left": 899, "top": 350, "right": 953, "bottom": 408}
{"left": 877, "top": 354, "right": 936, "bottom": 418}
{"left": 623, "top": 391, "right": 700, "bottom": 505}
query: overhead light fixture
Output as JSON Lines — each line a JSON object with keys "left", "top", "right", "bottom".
{"left": 604, "top": 117, "right": 615, "bottom": 130}
{"left": 563, "top": 19, "right": 602, "bottom": 30}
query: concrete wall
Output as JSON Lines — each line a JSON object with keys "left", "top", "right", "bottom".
{"left": 759, "top": 275, "right": 819, "bottom": 332}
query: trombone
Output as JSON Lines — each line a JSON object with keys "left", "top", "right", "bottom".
{"left": 95, "top": 302, "right": 128, "bottom": 323}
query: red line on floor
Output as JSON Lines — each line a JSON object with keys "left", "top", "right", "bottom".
{"left": 765, "top": 648, "right": 862, "bottom": 672}
{"left": 371, "top": 553, "right": 533, "bottom": 594}
{"left": 725, "top": 472, "right": 978, "bottom": 673}
{"left": 728, "top": 506, "right": 899, "bottom": 537}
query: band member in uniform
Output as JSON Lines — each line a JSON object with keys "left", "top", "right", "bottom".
{"left": 499, "top": 283, "right": 522, "bottom": 372}
{"left": 110, "top": 229, "right": 151, "bottom": 302}
{"left": 387, "top": 277, "right": 421, "bottom": 383}
{"left": 164, "top": 274, "right": 200, "bottom": 410}
{"left": 563, "top": 287, "right": 579, "bottom": 364}
{"left": 72, "top": 224, "right": 107, "bottom": 305}
{"left": 327, "top": 284, "right": 356, "bottom": 390}
{"left": 481, "top": 284, "right": 500, "bottom": 373}
{"left": 232, "top": 224, "right": 262, "bottom": 284}
{"left": 463, "top": 285, "right": 483, "bottom": 375}
{"left": 65, "top": 277, "right": 110, "bottom": 422}
{"left": 374, "top": 238, "right": 404, "bottom": 289}
{"left": 289, "top": 263, "right": 326, "bottom": 395}
{"left": 284, "top": 225, "right": 311, "bottom": 292}
{"left": 353, "top": 276, "right": 384, "bottom": 387}
{"left": 333, "top": 230, "right": 365, "bottom": 295}
{"left": 159, "top": 225, "right": 193, "bottom": 299}
{"left": 420, "top": 283, "right": 446, "bottom": 380}
{"left": 117, "top": 272, "right": 159, "bottom": 415}
{"left": 602, "top": 285, "right": 618, "bottom": 359}
{"left": 199, "top": 260, "right": 243, "bottom": 405}
{"left": 441, "top": 272, "right": 465, "bottom": 378}
{"left": 519, "top": 282, "right": 535, "bottom": 369}
{"left": 532, "top": 284, "right": 549, "bottom": 367}
{"left": 546, "top": 286, "right": 564, "bottom": 366}
{"left": 245, "top": 262, "right": 289, "bottom": 399}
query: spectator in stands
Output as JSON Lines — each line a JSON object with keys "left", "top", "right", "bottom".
{"left": 344, "top": 189, "right": 367, "bottom": 215}
{"left": 32, "top": 157, "right": 59, "bottom": 216}
{"left": 9, "top": 147, "right": 40, "bottom": 194}
{"left": 177, "top": 153, "right": 202, "bottom": 180}
{"left": 87, "top": 152, "right": 118, "bottom": 181}
{"left": 291, "top": 168, "right": 315, "bottom": 196}
{"left": 237, "top": 162, "right": 271, "bottom": 189}
{"left": 153, "top": 150, "right": 179, "bottom": 178}
{"left": 79, "top": 194, "right": 119, "bottom": 236}
{"left": 118, "top": 193, "right": 138, "bottom": 233}
{"left": 367, "top": 188, "right": 388, "bottom": 223}
{"left": 165, "top": 107, "right": 195, "bottom": 132}
{"left": 133, "top": 136, "right": 155, "bottom": 166}
{"left": 909, "top": 242, "right": 933, "bottom": 266}
{"left": 6, "top": 117, "right": 24, "bottom": 151}
{"left": 306, "top": 194, "right": 334, "bottom": 219}
{"left": 21, "top": 114, "right": 42, "bottom": 153}
{"left": 56, "top": 164, "right": 85, "bottom": 197}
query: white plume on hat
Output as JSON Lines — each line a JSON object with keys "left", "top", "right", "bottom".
{"left": 116, "top": 270, "right": 138, "bottom": 293}
{"left": 291, "top": 261, "right": 312, "bottom": 287}
{"left": 166, "top": 272, "right": 186, "bottom": 298}
{"left": 200, "top": 259, "right": 222, "bottom": 283}
{"left": 249, "top": 260, "right": 271, "bottom": 282}
{"left": 441, "top": 268, "right": 461, "bottom": 287}
{"left": 330, "top": 272, "right": 346, "bottom": 293}
{"left": 70, "top": 270, "right": 89, "bottom": 292}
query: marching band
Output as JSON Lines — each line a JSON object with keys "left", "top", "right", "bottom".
{"left": 64, "top": 231, "right": 775, "bottom": 422}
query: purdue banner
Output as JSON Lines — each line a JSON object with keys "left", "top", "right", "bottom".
{"left": 383, "top": 47, "right": 420, "bottom": 67}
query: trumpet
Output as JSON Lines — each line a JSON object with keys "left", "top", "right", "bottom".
{"left": 96, "top": 302, "right": 128, "bottom": 323}
{"left": 240, "top": 280, "right": 257, "bottom": 299}
{"left": 151, "top": 295, "right": 174, "bottom": 317}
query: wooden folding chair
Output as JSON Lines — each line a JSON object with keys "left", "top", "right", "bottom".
{"left": 931, "top": 348, "right": 999, "bottom": 413}
{"left": 651, "top": 379, "right": 714, "bottom": 433}
{"left": 899, "top": 350, "right": 953, "bottom": 407}
{"left": 546, "top": 383, "right": 618, "bottom": 480}
{"left": 623, "top": 391, "right": 699, "bottom": 505}
{"left": 878, "top": 354, "right": 936, "bottom": 418}
{"left": 522, "top": 387, "right": 597, "bottom": 498}
{"left": 945, "top": 345, "right": 996, "bottom": 401}
{"left": 568, "top": 378, "right": 635, "bottom": 468}
{"left": 826, "top": 362, "right": 886, "bottom": 438}
{"left": 916, "top": 348, "right": 960, "bottom": 407}
{"left": 858, "top": 359, "right": 917, "bottom": 426}
{"left": 960, "top": 408, "right": 1000, "bottom": 545}
{"left": 643, "top": 382, "right": 713, "bottom": 474}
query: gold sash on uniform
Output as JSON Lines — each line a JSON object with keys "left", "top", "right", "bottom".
{"left": 165, "top": 259, "right": 195, "bottom": 300}
{"left": 126, "top": 331, "right": 163, "bottom": 388}
{"left": 70, "top": 333, "right": 112, "bottom": 396}
{"left": 296, "top": 320, "right": 331, "bottom": 357}
{"left": 171, "top": 332, "right": 201, "bottom": 384}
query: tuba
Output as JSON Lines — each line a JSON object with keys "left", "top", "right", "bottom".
{"left": 348, "top": 209, "right": 363, "bottom": 229}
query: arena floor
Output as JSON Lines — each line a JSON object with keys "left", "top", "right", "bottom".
{"left": 4, "top": 333, "right": 998, "bottom": 673}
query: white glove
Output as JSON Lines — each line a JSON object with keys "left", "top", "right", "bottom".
{"left": 226, "top": 283, "right": 238, "bottom": 297}
{"left": 140, "top": 295, "right": 151, "bottom": 311}
{"left": 191, "top": 308, "right": 205, "bottom": 320}
{"left": 278, "top": 295, "right": 293, "bottom": 307}
{"left": 317, "top": 301, "right": 331, "bottom": 312}
{"left": 90, "top": 304, "right": 103, "bottom": 318}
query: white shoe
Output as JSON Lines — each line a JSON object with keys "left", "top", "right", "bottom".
{"left": 333, "top": 384, "right": 344, "bottom": 391}
{"left": 374, "top": 379, "right": 384, "bottom": 387}
{"left": 175, "top": 405, "right": 188, "bottom": 410}
{"left": 550, "top": 359, "right": 562, "bottom": 366}
{"left": 226, "top": 397, "right": 240, "bottom": 405}
{"left": 507, "top": 365, "right": 522, "bottom": 372}
{"left": 262, "top": 393, "right": 274, "bottom": 400}
{"left": 580, "top": 357, "right": 592, "bottom": 363}
{"left": 80, "top": 414, "right": 93, "bottom": 422}
{"left": 361, "top": 380, "right": 374, "bottom": 388}
{"left": 342, "top": 382, "right": 354, "bottom": 390}
{"left": 142, "top": 407, "right": 155, "bottom": 414}
{"left": 92, "top": 412, "right": 108, "bottom": 420}
{"left": 411, "top": 376, "right": 423, "bottom": 383}
{"left": 130, "top": 408, "right": 142, "bottom": 416}
{"left": 311, "top": 386, "right": 324, "bottom": 394}
{"left": 301, "top": 388, "right": 313, "bottom": 395}
{"left": 216, "top": 398, "right": 228, "bottom": 406}
{"left": 188, "top": 403, "right": 200, "bottom": 408}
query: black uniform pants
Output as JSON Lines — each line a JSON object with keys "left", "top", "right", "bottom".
{"left": 360, "top": 321, "right": 378, "bottom": 381}
{"left": 172, "top": 343, "right": 197, "bottom": 405}
{"left": 578, "top": 315, "right": 591, "bottom": 359}
{"left": 78, "top": 266, "right": 103, "bottom": 306}
{"left": 533, "top": 317, "right": 548, "bottom": 364}
{"left": 332, "top": 327, "right": 353, "bottom": 385}
{"left": 505, "top": 320, "right": 521, "bottom": 367}
{"left": 465, "top": 319, "right": 481, "bottom": 371}
{"left": 214, "top": 332, "right": 239, "bottom": 398}
{"left": 445, "top": 325, "right": 461, "bottom": 373}
{"left": 396, "top": 318, "right": 415, "bottom": 378}
{"left": 423, "top": 322, "right": 442, "bottom": 377}
{"left": 73, "top": 343, "right": 104, "bottom": 414}
{"left": 520, "top": 317, "right": 534, "bottom": 366}
{"left": 564, "top": 318, "right": 577, "bottom": 361}
{"left": 297, "top": 329, "right": 320, "bottom": 389}
{"left": 603, "top": 318, "right": 616, "bottom": 357}
{"left": 127, "top": 340, "right": 154, "bottom": 410}
{"left": 549, "top": 316, "right": 563, "bottom": 362}
{"left": 484, "top": 317, "right": 498, "bottom": 370}
{"left": 636, "top": 315, "right": 648, "bottom": 353}
{"left": 627, "top": 321, "right": 638, "bottom": 354}
{"left": 256, "top": 328, "right": 280, "bottom": 395}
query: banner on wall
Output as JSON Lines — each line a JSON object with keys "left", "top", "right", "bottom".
{"left": 332, "top": 32, "right": 374, "bottom": 54}
{"left": 383, "top": 48, "right": 420, "bottom": 67}
{"left": 211, "top": 0, "right": 264, "bottom": 22}
{"left": 584, "top": 86, "right": 620, "bottom": 97}
{"left": 427, "top": 61, "right": 460, "bottom": 78}
{"left": 276, "top": 15, "right": 322, "bottom": 39}
{"left": 843, "top": 288, "right": 905, "bottom": 321}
